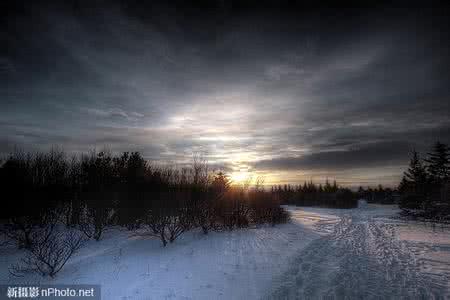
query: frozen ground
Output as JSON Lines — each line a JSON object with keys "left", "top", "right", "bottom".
{"left": 1, "top": 202, "right": 450, "bottom": 299}
{"left": 272, "top": 204, "right": 450, "bottom": 299}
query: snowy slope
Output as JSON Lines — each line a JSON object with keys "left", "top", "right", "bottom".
{"left": 0, "top": 222, "right": 319, "bottom": 299}
{"left": 1, "top": 204, "right": 450, "bottom": 299}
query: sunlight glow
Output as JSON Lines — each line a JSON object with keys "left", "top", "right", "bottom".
{"left": 229, "top": 170, "right": 252, "bottom": 184}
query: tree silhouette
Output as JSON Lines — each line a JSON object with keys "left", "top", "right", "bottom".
{"left": 425, "top": 141, "right": 450, "bottom": 184}
{"left": 399, "top": 150, "right": 428, "bottom": 210}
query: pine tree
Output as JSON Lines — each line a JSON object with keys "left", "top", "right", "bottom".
{"left": 425, "top": 141, "right": 450, "bottom": 184}
{"left": 324, "top": 179, "right": 331, "bottom": 193}
{"left": 318, "top": 183, "right": 323, "bottom": 193}
{"left": 332, "top": 180, "right": 338, "bottom": 192}
{"left": 398, "top": 176, "right": 409, "bottom": 194}
{"left": 378, "top": 184, "right": 384, "bottom": 192}
{"left": 399, "top": 150, "right": 429, "bottom": 210}
{"left": 402, "top": 150, "right": 428, "bottom": 193}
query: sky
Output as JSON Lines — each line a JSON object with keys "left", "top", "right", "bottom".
{"left": 1, "top": 0, "right": 450, "bottom": 187}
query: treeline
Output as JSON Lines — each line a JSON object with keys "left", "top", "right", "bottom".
{"left": 0, "top": 149, "right": 288, "bottom": 277}
{"left": 357, "top": 185, "right": 397, "bottom": 204}
{"left": 398, "top": 141, "right": 450, "bottom": 221}
{"left": 271, "top": 180, "right": 358, "bottom": 208}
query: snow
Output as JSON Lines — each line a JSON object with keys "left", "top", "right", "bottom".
{"left": 1, "top": 204, "right": 450, "bottom": 299}
{"left": 271, "top": 205, "right": 450, "bottom": 298}
{"left": 358, "top": 198, "right": 368, "bottom": 208}
{"left": 0, "top": 223, "right": 319, "bottom": 299}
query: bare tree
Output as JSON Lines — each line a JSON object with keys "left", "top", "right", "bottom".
{"left": 143, "top": 190, "right": 191, "bottom": 246}
{"left": 0, "top": 229, "right": 13, "bottom": 248}
{"left": 144, "top": 211, "right": 170, "bottom": 247}
{"left": 79, "top": 204, "right": 114, "bottom": 241}
{"left": 1, "top": 217, "right": 36, "bottom": 249}
{"left": 10, "top": 224, "right": 85, "bottom": 278}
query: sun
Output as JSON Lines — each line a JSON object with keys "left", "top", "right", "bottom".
{"left": 229, "top": 171, "right": 252, "bottom": 184}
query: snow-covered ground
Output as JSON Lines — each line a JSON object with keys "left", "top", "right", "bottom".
{"left": 272, "top": 204, "right": 450, "bottom": 299}
{"left": 1, "top": 203, "right": 450, "bottom": 299}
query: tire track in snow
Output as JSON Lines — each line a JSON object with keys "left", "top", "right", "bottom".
{"left": 269, "top": 213, "right": 449, "bottom": 299}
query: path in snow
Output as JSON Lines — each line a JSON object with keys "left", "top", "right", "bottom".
{"left": 270, "top": 209, "right": 449, "bottom": 299}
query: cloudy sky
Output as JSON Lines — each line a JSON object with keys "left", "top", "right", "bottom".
{"left": 1, "top": 1, "right": 449, "bottom": 187}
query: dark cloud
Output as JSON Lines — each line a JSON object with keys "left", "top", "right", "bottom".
{"left": 1, "top": 0, "right": 449, "bottom": 185}
{"left": 252, "top": 141, "right": 413, "bottom": 171}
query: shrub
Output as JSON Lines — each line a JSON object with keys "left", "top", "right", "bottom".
{"left": 214, "top": 189, "right": 250, "bottom": 231}
{"left": 249, "top": 189, "right": 290, "bottom": 225}
{"left": 1, "top": 216, "right": 37, "bottom": 249}
{"left": 142, "top": 190, "right": 191, "bottom": 246}
{"left": 269, "top": 206, "right": 290, "bottom": 225}
{"left": 10, "top": 222, "right": 85, "bottom": 278}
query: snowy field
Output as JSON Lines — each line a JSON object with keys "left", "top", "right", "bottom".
{"left": 1, "top": 202, "right": 450, "bottom": 299}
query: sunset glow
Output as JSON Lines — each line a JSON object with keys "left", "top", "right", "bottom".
{"left": 1, "top": 1, "right": 449, "bottom": 188}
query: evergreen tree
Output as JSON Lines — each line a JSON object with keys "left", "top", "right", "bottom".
{"left": 399, "top": 150, "right": 428, "bottom": 210}
{"left": 398, "top": 176, "right": 409, "bottom": 194}
{"left": 358, "top": 186, "right": 364, "bottom": 194}
{"left": 318, "top": 183, "right": 323, "bottom": 193}
{"left": 402, "top": 150, "right": 428, "bottom": 193}
{"left": 425, "top": 141, "right": 449, "bottom": 184}
{"left": 324, "top": 179, "right": 332, "bottom": 193}
{"left": 332, "top": 180, "right": 338, "bottom": 193}
{"left": 211, "top": 172, "right": 231, "bottom": 194}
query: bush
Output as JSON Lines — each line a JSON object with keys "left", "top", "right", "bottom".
{"left": 1, "top": 216, "right": 37, "bottom": 249}
{"left": 10, "top": 222, "right": 85, "bottom": 278}
{"left": 269, "top": 206, "right": 290, "bottom": 225}
{"left": 213, "top": 188, "right": 250, "bottom": 231}
{"left": 79, "top": 204, "right": 115, "bottom": 241}
{"left": 399, "top": 194, "right": 424, "bottom": 211}
{"left": 142, "top": 190, "right": 192, "bottom": 246}
{"left": 249, "top": 189, "right": 290, "bottom": 225}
